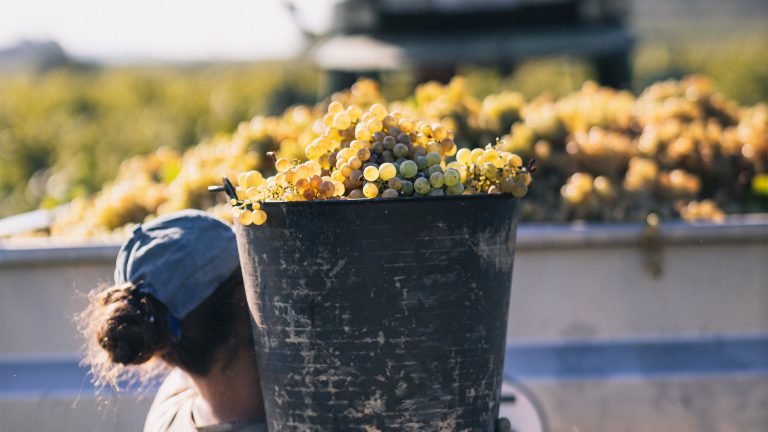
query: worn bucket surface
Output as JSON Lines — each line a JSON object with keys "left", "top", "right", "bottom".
{"left": 235, "top": 194, "right": 519, "bottom": 431}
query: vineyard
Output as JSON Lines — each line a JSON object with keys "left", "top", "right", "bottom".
{"left": 0, "top": 63, "right": 318, "bottom": 218}
{"left": 48, "top": 75, "right": 767, "bottom": 237}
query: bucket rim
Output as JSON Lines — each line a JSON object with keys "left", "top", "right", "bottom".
{"left": 250, "top": 193, "right": 519, "bottom": 209}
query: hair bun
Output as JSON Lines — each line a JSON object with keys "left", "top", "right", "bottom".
{"left": 97, "top": 287, "right": 167, "bottom": 365}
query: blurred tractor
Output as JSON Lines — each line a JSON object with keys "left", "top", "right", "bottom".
{"left": 285, "top": 0, "right": 633, "bottom": 92}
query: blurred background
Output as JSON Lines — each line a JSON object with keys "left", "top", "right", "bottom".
{"left": 1, "top": 1, "right": 766, "bottom": 432}
{"left": 0, "top": 0, "right": 765, "bottom": 221}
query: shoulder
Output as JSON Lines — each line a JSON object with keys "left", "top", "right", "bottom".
{"left": 143, "top": 368, "right": 197, "bottom": 432}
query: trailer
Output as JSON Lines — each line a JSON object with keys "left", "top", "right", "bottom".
{"left": 285, "top": 0, "right": 634, "bottom": 91}
{"left": 2, "top": 215, "right": 766, "bottom": 430}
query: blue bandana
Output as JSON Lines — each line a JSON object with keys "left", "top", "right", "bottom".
{"left": 114, "top": 210, "right": 240, "bottom": 321}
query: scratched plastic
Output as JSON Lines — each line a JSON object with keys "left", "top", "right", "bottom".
{"left": 234, "top": 194, "right": 519, "bottom": 431}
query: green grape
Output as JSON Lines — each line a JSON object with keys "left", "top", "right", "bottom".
{"left": 444, "top": 168, "right": 460, "bottom": 186}
{"left": 318, "top": 181, "right": 335, "bottom": 197}
{"left": 415, "top": 155, "right": 429, "bottom": 170}
{"left": 500, "top": 178, "right": 516, "bottom": 193}
{"left": 382, "top": 151, "right": 395, "bottom": 163}
{"left": 357, "top": 148, "right": 371, "bottom": 161}
{"left": 363, "top": 182, "right": 379, "bottom": 198}
{"left": 238, "top": 209, "right": 254, "bottom": 225}
{"left": 275, "top": 158, "right": 291, "bottom": 173}
{"left": 512, "top": 180, "right": 528, "bottom": 198}
{"left": 379, "top": 163, "right": 397, "bottom": 181}
{"left": 521, "top": 171, "right": 532, "bottom": 186}
{"left": 426, "top": 152, "right": 441, "bottom": 167}
{"left": 383, "top": 136, "right": 397, "bottom": 150}
{"left": 414, "top": 177, "right": 431, "bottom": 195}
{"left": 393, "top": 143, "right": 409, "bottom": 158}
{"left": 371, "top": 131, "right": 386, "bottom": 142}
{"left": 333, "top": 112, "right": 352, "bottom": 130}
{"left": 507, "top": 154, "right": 523, "bottom": 168}
{"left": 482, "top": 163, "right": 497, "bottom": 179}
{"left": 364, "top": 166, "right": 379, "bottom": 182}
{"left": 382, "top": 188, "right": 399, "bottom": 199}
{"left": 387, "top": 177, "right": 403, "bottom": 191}
{"left": 399, "top": 160, "right": 418, "bottom": 178}
{"left": 432, "top": 125, "right": 448, "bottom": 141}
{"left": 456, "top": 148, "right": 472, "bottom": 164}
{"left": 429, "top": 188, "right": 445, "bottom": 196}
{"left": 252, "top": 210, "right": 268, "bottom": 225}
{"left": 429, "top": 172, "right": 445, "bottom": 188}
{"left": 400, "top": 180, "right": 414, "bottom": 196}
{"left": 446, "top": 182, "right": 465, "bottom": 195}
{"left": 428, "top": 165, "right": 444, "bottom": 176}
{"left": 355, "top": 124, "right": 372, "bottom": 141}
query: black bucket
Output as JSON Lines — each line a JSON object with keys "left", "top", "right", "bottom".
{"left": 234, "top": 194, "right": 519, "bottom": 431}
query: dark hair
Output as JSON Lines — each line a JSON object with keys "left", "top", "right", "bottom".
{"left": 79, "top": 271, "right": 252, "bottom": 388}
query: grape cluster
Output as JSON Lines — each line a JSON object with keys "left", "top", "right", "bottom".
{"left": 623, "top": 158, "right": 659, "bottom": 192}
{"left": 50, "top": 148, "right": 178, "bottom": 237}
{"left": 475, "top": 91, "right": 525, "bottom": 131}
{"left": 48, "top": 75, "right": 766, "bottom": 236}
{"left": 498, "top": 76, "right": 765, "bottom": 223}
{"left": 677, "top": 199, "right": 726, "bottom": 223}
{"left": 232, "top": 102, "right": 531, "bottom": 226}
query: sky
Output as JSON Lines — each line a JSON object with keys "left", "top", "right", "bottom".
{"left": 0, "top": 0, "right": 338, "bottom": 62}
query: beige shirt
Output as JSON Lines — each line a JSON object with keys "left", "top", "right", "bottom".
{"left": 144, "top": 368, "right": 267, "bottom": 432}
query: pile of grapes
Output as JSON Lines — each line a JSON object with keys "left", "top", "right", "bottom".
{"left": 49, "top": 76, "right": 766, "bottom": 236}
{"left": 232, "top": 100, "right": 532, "bottom": 225}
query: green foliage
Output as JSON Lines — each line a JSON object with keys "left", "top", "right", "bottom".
{"left": 634, "top": 31, "right": 768, "bottom": 105}
{"left": 460, "top": 59, "right": 594, "bottom": 100}
{"left": 0, "top": 63, "right": 318, "bottom": 217}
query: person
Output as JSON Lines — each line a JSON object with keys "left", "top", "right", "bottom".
{"left": 81, "top": 209, "right": 514, "bottom": 432}
{"left": 80, "top": 209, "right": 267, "bottom": 432}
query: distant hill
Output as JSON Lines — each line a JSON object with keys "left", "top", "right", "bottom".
{"left": 0, "top": 40, "right": 80, "bottom": 72}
